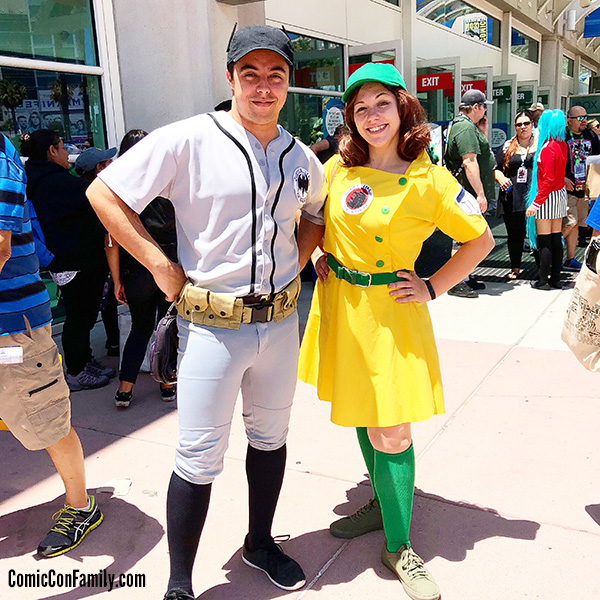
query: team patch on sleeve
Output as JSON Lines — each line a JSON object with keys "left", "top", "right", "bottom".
{"left": 454, "top": 187, "right": 481, "bottom": 216}
{"left": 341, "top": 184, "right": 373, "bottom": 215}
{"left": 293, "top": 167, "right": 310, "bottom": 203}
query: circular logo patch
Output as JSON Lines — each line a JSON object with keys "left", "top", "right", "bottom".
{"left": 341, "top": 184, "right": 373, "bottom": 215}
{"left": 293, "top": 168, "right": 310, "bottom": 203}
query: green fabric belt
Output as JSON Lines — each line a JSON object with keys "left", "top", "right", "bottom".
{"left": 326, "top": 254, "right": 407, "bottom": 287}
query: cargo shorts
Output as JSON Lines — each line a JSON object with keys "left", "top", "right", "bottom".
{"left": 0, "top": 319, "right": 71, "bottom": 451}
{"left": 564, "top": 194, "right": 589, "bottom": 229}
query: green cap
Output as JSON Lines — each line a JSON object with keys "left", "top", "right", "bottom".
{"left": 343, "top": 62, "right": 407, "bottom": 103}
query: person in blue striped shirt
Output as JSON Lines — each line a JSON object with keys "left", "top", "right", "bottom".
{"left": 0, "top": 133, "right": 103, "bottom": 558}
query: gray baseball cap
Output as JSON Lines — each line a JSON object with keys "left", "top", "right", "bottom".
{"left": 461, "top": 89, "right": 493, "bottom": 106}
{"left": 75, "top": 147, "right": 117, "bottom": 172}
{"left": 226, "top": 25, "right": 293, "bottom": 69}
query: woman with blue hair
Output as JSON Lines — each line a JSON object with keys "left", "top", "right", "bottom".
{"left": 526, "top": 110, "right": 568, "bottom": 289}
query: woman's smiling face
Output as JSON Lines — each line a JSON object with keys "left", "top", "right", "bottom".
{"left": 353, "top": 82, "right": 401, "bottom": 152}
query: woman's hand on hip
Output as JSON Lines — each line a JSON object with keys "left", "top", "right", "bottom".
{"left": 388, "top": 271, "right": 431, "bottom": 303}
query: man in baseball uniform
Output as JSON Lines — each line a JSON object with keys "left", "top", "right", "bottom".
{"left": 87, "top": 25, "right": 326, "bottom": 600}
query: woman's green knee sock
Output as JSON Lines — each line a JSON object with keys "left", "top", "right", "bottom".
{"left": 356, "top": 427, "right": 379, "bottom": 503}
{"left": 373, "top": 443, "right": 415, "bottom": 552}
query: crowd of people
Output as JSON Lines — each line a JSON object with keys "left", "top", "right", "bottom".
{"left": 2, "top": 23, "right": 600, "bottom": 600}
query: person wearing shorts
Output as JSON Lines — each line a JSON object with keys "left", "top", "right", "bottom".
{"left": 0, "top": 133, "right": 102, "bottom": 558}
{"left": 563, "top": 105, "right": 600, "bottom": 270}
{"left": 87, "top": 25, "right": 326, "bottom": 600}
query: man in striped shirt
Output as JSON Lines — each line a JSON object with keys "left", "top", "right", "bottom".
{"left": 0, "top": 133, "right": 103, "bottom": 558}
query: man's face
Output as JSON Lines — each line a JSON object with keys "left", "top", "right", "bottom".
{"left": 568, "top": 106, "right": 587, "bottom": 134}
{"left": 227, "top": 49, "right": 290, "bottom": 128}
{"left": 471, "top": 103, "right": 486, "bottom": 123}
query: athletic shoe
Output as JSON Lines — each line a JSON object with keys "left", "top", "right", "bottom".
{"left": 381, "top": 544, "right": 440, "bottom": 600}
{"left": 530, "top": 279, "right": 551, "bottom": 291}
{"left": 466, "top": 276, "right": 486, "bottom": 290}
{"left": 163, "top": 590, "right": 195, "bottom": 600}
{"left": 329, "top": 498, "right": 383, "bottom": 539}
{"left": 114, "top": 390, "right": 133, "bottom": 408}
{"left": 548, "top": 281, "right": 563, "bottom": 290}
{"left": 242, "top": 535, "right": 306, "bottom": 591}
{"left": 160, "top": 385, "right": 177, "bottom": 403}
{"left": 37, "top": 495, "right": 103, "bottom": 558}
{"left": 563, "top": 258, "right": 582, "bottom": 271}
{"left": 66, "top": 370, "right": 110, "bottom": 392}
{"left": 85, "top": 357, "right": 116, "bottom": 379}
{"left": 447, "top": 281, "right": 478, "bottom": 298}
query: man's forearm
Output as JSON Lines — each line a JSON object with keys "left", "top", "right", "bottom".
{"left": 463, "top": 160, "right": 485, "bottom": 199}
{"left": 297, "top": 217, "right": 325, "bottom": 271}
{"left": 87, "top": 178, "right": 172, "bottom": 275}
{"left": 0, "top": 230, "right": 11, "bottom": 273}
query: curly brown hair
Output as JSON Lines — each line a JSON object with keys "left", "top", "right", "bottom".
{"left": 339, "top": 85, "right": 431, "bottom": 168}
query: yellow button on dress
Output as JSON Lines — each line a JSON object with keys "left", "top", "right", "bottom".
{"left": 298, "top": 151, "right": 488, "bottom": 428}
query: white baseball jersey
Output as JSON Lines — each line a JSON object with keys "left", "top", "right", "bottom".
{"left": 99, "top": 111, "right": 326, "bottom": 296}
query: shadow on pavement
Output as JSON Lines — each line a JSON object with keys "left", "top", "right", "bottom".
{"left": 194, "top": 481, "right": 540, "bottom": 599}
{"left": 585, "top": 504, "right": 600, "bottom": 527}
{"left": 0, "top": 489, "right": 164, "bottom": 600}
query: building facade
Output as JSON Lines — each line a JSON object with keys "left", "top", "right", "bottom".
{"left": 1, "top": 0, "right": 600, "bottom": 155}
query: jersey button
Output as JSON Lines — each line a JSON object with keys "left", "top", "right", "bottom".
{"left": 376, "top": 260, "right": 385, "bottom": 268}
{"left": 381, "top": 206, "right": 390, "bottom": 214}
{"left": 398, "top": 177, "right": 407, "bottom": 186}
{"left": 375, "top": 235, "right": 383, "bottom": 243}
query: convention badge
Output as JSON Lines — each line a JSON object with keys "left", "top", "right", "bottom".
{"left": 0, "top": 346, "right": 23, "bottom": 364}
{"left": 574, "top": 159, "right": 586, "bottom": 180}
{"left": 341, "top": 184, "right": 374, "bottom": 215}
{"left": 293, "top": 168, "right": 310, "bottom": 204}
{"left": 516, "top": 166, "right": 528, "bottom": 184}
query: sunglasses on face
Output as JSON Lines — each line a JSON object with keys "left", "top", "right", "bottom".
{"left": 568, "top": 115, "right": 587, "bottom": 121}
{"left": 515, "top": 122, "right": 532, "bottom": 127}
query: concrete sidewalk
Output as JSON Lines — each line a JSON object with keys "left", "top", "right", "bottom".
{"left": 1, "top": 276, "right": 599, "bottom": 600}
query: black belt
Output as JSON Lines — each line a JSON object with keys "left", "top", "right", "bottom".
{"left": 326, "top": 255, "right": 407, "bottom": 287}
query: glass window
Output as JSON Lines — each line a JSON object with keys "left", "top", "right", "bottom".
{"left": 0, "top": 66, "right": 106, "bottom": 150}
{"left": 289, "top": 33, "right": 343, "bottom": 92}
{"left": 511, "top": 29, "right": 539, "bottom": 63}
{"left": 579, "top": 65, "right": 594, "bottom": 94}
{"left": 417, "top": 0, "right": 501, "bottom": 48}
{"left": 279, "top": 92, "right": 330, "bottom": 145}
{"left": 563, "top": 56, "right": 575, "bottom": 77}
{"left": 381, "top": 0, "right": 399, "bottom": 5}
{"left": 0, "top": 0, "right": 97, "bottom": 66}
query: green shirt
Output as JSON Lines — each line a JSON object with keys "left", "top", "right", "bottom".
{"left": 445, "top": 114, "right": 495, "bottom": 201}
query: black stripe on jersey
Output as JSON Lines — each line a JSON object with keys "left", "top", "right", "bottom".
{"left": 269, "top": 139, "right": 296, "bottom": 294}
{"left": 0, "top": 280, "right": 46, "bottom": 302}
{"left": 0, "top": 189, "right": 24, "bottom": 206}
{"left": 10, "top": 230, "right": 33, "bottom": 246}
{"left": 208, "top": 113, "right": 258, "bottom": 293}
{"left": 0, "top": 134, "right": 5, "bottom": 154}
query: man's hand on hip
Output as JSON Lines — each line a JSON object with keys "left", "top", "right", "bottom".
{"left": 154, "top": 262, "right": 187, "bottom": 302}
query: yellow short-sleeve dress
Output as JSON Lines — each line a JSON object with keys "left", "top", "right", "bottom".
{"left": 298, "top": 151, "right": 488, "bottom": 427}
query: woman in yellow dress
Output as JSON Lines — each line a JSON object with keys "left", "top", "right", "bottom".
{"left": 298, "top": 63, "right": 494, "bottom": 600}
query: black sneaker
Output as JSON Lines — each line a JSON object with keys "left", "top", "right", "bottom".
{"left": 37, "top": 495, "right": 103, "bottom": 558}
{"left": 530, "top": 279, "right": 551, "bottom": 290}
{"left": 242, "top": 536, "right": 306, "bottom": 591}
{"left": 163, "top": 589, "right": 195, "bottom": 600}
{"left": 115, "top": 390, "right": 133, "bottom": 408}
{"left": 466, "top": 276, "right": 485, "bottom": 290}
{"left": 447, "top": 281, "right": 478, "bottom": 298}
{"left": 160, "top": 385, "right": 177, "bottom": 403}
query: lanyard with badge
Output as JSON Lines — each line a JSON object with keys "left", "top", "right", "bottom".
{"left": 516, "top": 136, "right": 533, "bottom": 184}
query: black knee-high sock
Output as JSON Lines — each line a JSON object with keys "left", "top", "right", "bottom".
{"left": 537, "top": 234, "right": 552, "bottom": 282}
{"left": 246, "top": 444, "right": 286, "bottom": 550}
{"left": 166, "top": 472, "right": 212, "bottom": 594}
{"left": 550, "top": 232, "right": 563, "bottom": 285}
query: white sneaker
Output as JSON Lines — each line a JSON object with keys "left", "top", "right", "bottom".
{"left": 66, "top": 370, "right": 110, "bottom": 391}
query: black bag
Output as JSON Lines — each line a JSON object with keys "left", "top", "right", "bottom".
{"left": 149, "top": 303, "right": 178, "bottom": 385}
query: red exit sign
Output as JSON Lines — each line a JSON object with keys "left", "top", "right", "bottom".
{"left": 417, "top": 72, "right": 453, "bottom": 92}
